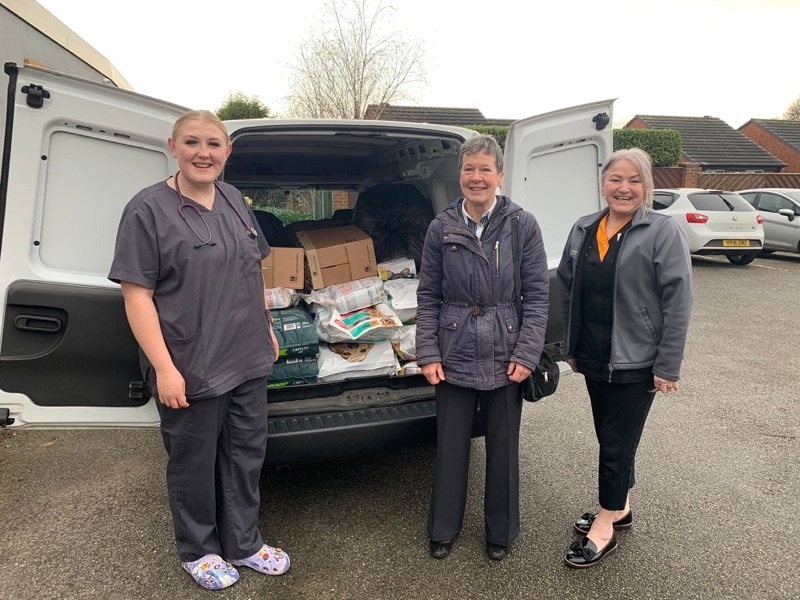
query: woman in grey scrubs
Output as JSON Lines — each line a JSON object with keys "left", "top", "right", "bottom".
{"left": 109, "top": 110, "right": 289, "bottom": 591}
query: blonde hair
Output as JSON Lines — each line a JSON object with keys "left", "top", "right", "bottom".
{"left": 171, "top": 109, "right": 230, "bottom": 144}
{"left": 601, "top": 147, "right": 654, "bottom": 210}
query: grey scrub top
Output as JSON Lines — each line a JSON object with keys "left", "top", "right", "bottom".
{"left": 109, "top": 180, "right": 275, "bottom": 400}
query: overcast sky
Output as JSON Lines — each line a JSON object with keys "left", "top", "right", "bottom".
{"left": 36, "top": 0, "right": 800, "bottom": 128}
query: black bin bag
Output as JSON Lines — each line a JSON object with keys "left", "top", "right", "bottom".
{"left": 352, "top": 183, "right": 434, "bottom": 270}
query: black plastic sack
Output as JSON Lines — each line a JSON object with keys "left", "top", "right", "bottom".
{"left": 352, "top": 183, "right": 434, "bottom": 270}
{"left": 253, "top": 210, "right": 293, "bottom": 248}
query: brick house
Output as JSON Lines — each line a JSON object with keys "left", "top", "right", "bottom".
{"left": 624, "top": 115, "right": 785, "bottom": 173}
{"left": 738, "top": 119, "right": 800, "bottom": 173}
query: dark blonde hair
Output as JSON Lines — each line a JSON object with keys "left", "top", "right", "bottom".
{"left": 171, "top": 109, "right": 230, "bottom": 144}
{"left": 601, "top": 147, "right": 654, "bottom": 210}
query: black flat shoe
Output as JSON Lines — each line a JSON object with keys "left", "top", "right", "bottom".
{"left": 486, "top": 543, "right": 508, "bottom": 561}
{"left": 564, "top": 533, "right": 617, "bottom": 568}
{"left": 573, "top": 509, "right": 633, "bottom": 535}
{"left": 429, "top": 540, "right": 453, "bottom": 559}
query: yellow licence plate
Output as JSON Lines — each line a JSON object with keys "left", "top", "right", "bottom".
{"left": 722, "top": 240, "right": 751, "bottom": 247}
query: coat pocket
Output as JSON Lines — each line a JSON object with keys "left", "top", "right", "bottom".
{"left": 638, "top": 307, "right": 660, "bottom": 344}
{"left": 437, "top": 310, "right": 469, "bottom": 366}
{"left": 496, "top": 314, "right": 520, "bottom": 363}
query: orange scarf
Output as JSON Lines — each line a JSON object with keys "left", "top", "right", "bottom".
{"left": 596, "top": 215, "right": 632, "bottom": 262}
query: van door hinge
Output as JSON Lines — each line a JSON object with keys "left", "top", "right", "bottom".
{"left": 21, "top": 83, "right": 51, "bottom": 109}
{"left": 0, "top": 408, "right": 15, "bottom": 427}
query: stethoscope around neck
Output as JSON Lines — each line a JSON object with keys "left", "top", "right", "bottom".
{"left": 174, "top": 171, "right": 258, "bottom": 248}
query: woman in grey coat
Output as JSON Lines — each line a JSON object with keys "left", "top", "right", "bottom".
{"left": 557, "top": 148, "right": 693, "bottom": 568}
{"left": 416, "top": 134, "right": 549, "bottom": 561}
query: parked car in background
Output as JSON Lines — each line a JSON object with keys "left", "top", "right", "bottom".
{"left": 652, "top": 188, "right": 764, "bottom": 265}
{"left": 737, "top": 188, "right": 800, "bottom": 255}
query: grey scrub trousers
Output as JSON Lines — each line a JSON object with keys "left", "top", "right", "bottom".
{"left": 109, "top": 179, "right": 275, "bottom": 562}
{"left": 157, "top": 376, "right": 269, "bottom": 561}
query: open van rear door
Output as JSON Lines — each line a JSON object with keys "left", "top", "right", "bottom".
{"left": 503, "top": 99, "right": 614, "bottom": 354}
{"left": 0, "top": 63, "right": 185, "bottom": 427}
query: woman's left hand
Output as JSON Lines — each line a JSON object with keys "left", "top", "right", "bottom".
{"left": 652, "top": 375, "right": 679, "bottom": 394}
{"left": 507, "top": 361, "right": 532, "bottom": 383}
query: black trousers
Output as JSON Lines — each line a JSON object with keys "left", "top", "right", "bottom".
{"left": 585, "top": 378, "right": 656, "bottom": 510}
{"left": 427, "top": 381, "right": 523, "bottom": 546}
{"left": 157, "top": 376, "right": 268, "bottom": 562}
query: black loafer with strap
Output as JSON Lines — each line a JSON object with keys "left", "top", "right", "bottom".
{"left": 573, "top": 509, "right": 633, "bottom": 535}
{"left": 564, "top": 533, "right": 618, "bottom": 568}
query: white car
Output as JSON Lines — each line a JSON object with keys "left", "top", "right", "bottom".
{"left": 737, "top": 188, "right": 800, "bottom": 255}
{"left": 652, "top": 188, "right": 765, "bottom": 265}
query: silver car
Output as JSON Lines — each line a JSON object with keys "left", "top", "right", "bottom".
{"left": 738, "top": 188, "right": 800, "bottom": 254}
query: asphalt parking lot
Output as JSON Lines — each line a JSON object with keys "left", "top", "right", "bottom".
{"left": 1, "top": 252, "right": 798, "bottom": 600}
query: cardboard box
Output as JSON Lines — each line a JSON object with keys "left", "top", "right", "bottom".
{"left": 262, "top": 247, "right": 305, "bottom": 290}
{"left": 296, "top": 225, "right": 378, "bottom": 290}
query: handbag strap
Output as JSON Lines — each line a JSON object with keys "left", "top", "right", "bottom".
{"left": 511, "top": 215, "right": 522, "bottom": 329}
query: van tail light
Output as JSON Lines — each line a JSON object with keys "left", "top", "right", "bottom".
{"left": 756, "top": 215, "right": 764, "bottom": 224}
{"left": 686, "top": 213, "right": 709, "bottom": 224}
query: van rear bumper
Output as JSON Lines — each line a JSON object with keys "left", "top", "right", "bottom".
{"left": 265, "top": 399, "right": 437, "bottom": 465}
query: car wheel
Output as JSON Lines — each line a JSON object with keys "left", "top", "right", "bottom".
{"left": 727, "top": 252, "right": 758, "bottom": 265}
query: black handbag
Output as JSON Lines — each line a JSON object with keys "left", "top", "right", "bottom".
{"left": 511, "top": 215, "right": 560, "bottom": 402}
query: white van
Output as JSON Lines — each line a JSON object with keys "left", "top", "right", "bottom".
{"left": 0, "top": 63, "right": 613, "bottom": 463}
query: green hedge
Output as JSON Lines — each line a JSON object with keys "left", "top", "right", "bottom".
{"left": 463, "top": 125, "right": 508, "bottom": 149}
{"left": 612, "top": 129, "right": 681, "bottom": 167}
{"left": 458, "top": 125, "right": 681, "bottom": 167}
{"left": 257, "top": 207, "right": 312, "bottom": 225}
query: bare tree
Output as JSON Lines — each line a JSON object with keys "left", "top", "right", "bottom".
{"left": 287, "top": 0, "right": 426, "bottom": 119}
{"left": 783, "top": 96, "right": 800, "bottom": 120}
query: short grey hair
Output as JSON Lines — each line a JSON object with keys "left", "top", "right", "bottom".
{"left": 459, "top": 134, "right": 504, "bottom": 173}
{"left": 601, "top": 147, "right": 654, "bottom": 210}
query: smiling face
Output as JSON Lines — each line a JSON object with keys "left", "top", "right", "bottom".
{"left": 602, "top": 158, "right": 645, "bottom": 219}
{"left": 168, "top": 118, "right": 232, "bottom": 188}
{"left": 460, "top": 150, "right": 504, "bottom": 212}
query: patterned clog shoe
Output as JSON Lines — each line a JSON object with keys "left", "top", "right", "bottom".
{"left": 181, "top": 553, "right": 239, "bottom": 590}
{"left": 230, "top": 544, "right": 291, "bottom": 576}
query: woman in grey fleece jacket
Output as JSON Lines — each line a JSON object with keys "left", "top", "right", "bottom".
{"left": 557, "top": 148, "right": 693, "bottom": 568}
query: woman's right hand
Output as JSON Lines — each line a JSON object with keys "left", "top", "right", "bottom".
{"left": 421, "top": 361, "right": 446, "bottom": 385}
{"left": 155, "top": 366, "right": 189, "bottom": 409}
{"left": 566, "top": 358, "right": 579, "bottom": 373}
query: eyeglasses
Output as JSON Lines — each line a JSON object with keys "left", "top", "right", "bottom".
{"left": 174, "top": 171, "right": 258, "bottom": 249}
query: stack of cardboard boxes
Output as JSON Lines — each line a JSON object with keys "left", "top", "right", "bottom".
{"left": 265, "top": 224, "right": 416, "bottom": 386}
